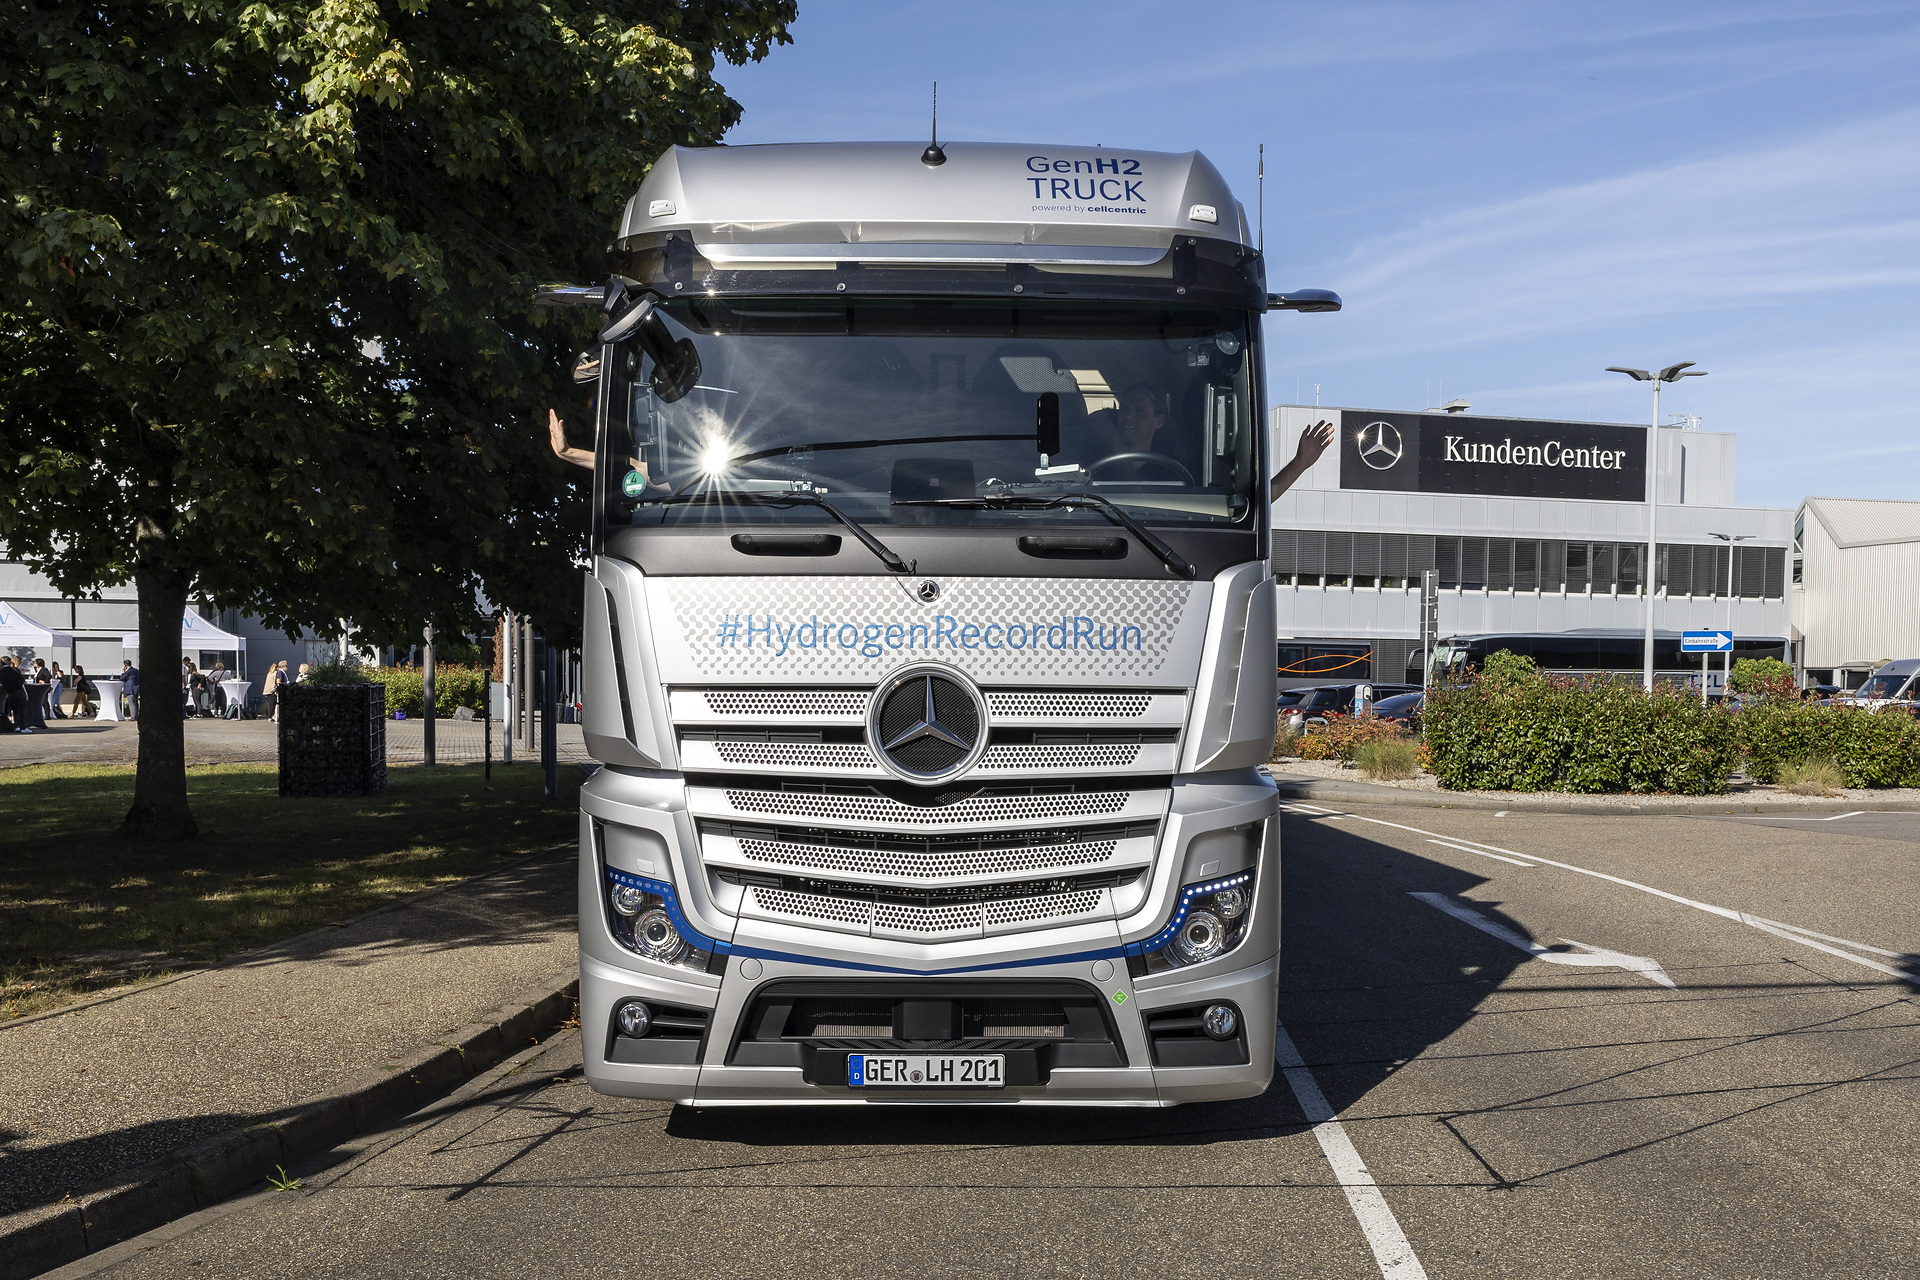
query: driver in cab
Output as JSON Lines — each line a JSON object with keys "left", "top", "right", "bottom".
{"left": 1088, "top": 382, "right": 1177, "bottom": 480}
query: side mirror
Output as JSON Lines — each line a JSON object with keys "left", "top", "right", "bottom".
{"left": 1267, "top": 289, "right": 1343, "bottom": 313}
{"left": 572, "top": 350, "right": 601, "bottom": 384}
{"left": 599, "top": 293, "right": 701, "bottom": 403}
{"left": 1035, "top": 392, "right": 1061, "bottom": 457}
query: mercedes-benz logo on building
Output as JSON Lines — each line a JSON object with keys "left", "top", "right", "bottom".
{"left": 1357, "top": 421, "right": 1404, "bottom": 470}
{"left": 867, "top": 665, "right": 988, "bottom": 783}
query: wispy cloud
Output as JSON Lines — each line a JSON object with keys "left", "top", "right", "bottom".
{"left": 1289, "top": 107, "right": 1920, "bottom": 364}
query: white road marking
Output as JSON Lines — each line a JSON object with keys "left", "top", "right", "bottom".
{"left": 1426, "top": 837, "right": 1534, "bottom": 868}
{"left": 1411, "top": 892, "right": 1678, "bottom": 987}
{"left": 1743, "top": 915, "right": 1910, "bottom": 959}
{"left": 1276, "top": 1023, "right": 1430, "bottom": 1280}
{"left": 1495, "top": 810, "right": 1508, "bottom": 817}
{"left": 1283, "top": 802, "right": 1916, "bottom": 983}
{"left": 1721, "top": 811, "right": 1867, "bottom": 821}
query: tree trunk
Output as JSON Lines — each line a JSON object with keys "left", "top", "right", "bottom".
{"left": 120, "top": 507, "right": 197, "bottom": 840}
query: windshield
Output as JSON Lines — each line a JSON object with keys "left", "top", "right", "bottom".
{"left": 1854, "top": 672, "right": 1911, "bottom": 700}
{"left": 600, "top": 298, "right": 1257, "bottom": 531}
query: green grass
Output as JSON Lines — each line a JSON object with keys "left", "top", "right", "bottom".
{"left": 0, "top": 762, "right": 581, "bottom": 1021}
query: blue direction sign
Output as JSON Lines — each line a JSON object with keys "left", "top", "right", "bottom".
{"left": 1682, "top": 630, "right": 1734, "bottom": 653}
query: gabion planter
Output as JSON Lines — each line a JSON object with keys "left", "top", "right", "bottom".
{"left": 278, "top": 685, "right": 387, "bottom": 797}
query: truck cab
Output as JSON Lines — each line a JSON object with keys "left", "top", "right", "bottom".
{"left": 571, "top": 141, "right": 1329, "bottom": 1105}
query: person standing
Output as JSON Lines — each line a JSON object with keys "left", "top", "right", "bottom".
{"left": 0, "top": 658, "right": 29, "bottom": 732}
{"left": 122, "top": 659, "right": 140, "bottom": 719}
{"left": 71, "top": 665, "right": 96, "bottom": 718}
{"left": 47, "top": 662, "right": 67, "bottom": 719}
{"left": 261, "top": 661, "right": 286, "bottom": 722}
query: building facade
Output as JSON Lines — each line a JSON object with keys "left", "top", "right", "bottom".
{"left": 0, "top": 562, "right": 338, "bottom": 680}
{"left": 1269, "top": 404, "right": 1793, "bottom": 687}
{"left": 1791, "top": 497, "right": 1920, "bottom": 688}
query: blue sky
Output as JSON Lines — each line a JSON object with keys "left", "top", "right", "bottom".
{"left": 715, "top": 1, "right": 1920, "bottom": 510}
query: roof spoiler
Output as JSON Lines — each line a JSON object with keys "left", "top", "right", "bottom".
{"left": 1268, "top": 289, "right": 1342, "bottom": 313}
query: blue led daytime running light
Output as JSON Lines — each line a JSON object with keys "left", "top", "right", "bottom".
{"left": 604, "top": 867, "right": 733, "bottom": 956}
{"left": 1123, "top": 871, "right": 1254, "bottom": 958}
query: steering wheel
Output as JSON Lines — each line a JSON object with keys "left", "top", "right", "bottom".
{"left": 1086, "top": 452, "right": 1196, "bottom": 485}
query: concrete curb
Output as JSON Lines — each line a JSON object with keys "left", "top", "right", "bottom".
{"left": 0, "top": 971, "right": 580, "bottom": 1280}
{"left": 1268, "top": 772, "right": 1920, "bottom": 816}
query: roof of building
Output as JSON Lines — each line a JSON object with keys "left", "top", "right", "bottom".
{"left": 1802, "top": 496, "right": 1920, "bottom": 549}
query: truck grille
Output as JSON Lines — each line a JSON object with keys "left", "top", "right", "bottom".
{"left": 676, "top": 685, "right": 1179, "bottom": 941}
{"left": 713, "top": 784, "right": 1140, "bottom": 827}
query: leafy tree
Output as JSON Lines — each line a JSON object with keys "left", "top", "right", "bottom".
{"left": 1477, "top": 648, "right": 1541, "bottom": 689}
{"left": 0, "top": 0, "right": 793, "bottom": 838}
{"left": 1729, "top": 657, "right": 1797, "bottom": 699}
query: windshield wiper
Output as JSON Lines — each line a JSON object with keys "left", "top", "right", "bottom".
{"left": 637, "top": 491, "right": 915, "bottom": 574}
{"left": 893, "top": 493, "right": 1194, "bottom": 578}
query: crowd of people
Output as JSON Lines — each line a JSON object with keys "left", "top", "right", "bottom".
{"left": 0, "top": 653, "right": 320, "bottom": 731}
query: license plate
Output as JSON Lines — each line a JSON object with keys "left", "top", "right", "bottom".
{"left": 848, "top": 1053, "right": 1004, "bottom": 1088}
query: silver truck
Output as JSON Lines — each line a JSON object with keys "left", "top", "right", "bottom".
{"left": 565, "top": 140, "right": 1337, "bottom": 1105}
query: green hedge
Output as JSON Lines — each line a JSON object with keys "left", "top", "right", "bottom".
{"left": 1739, "top": 700, "right": 1920, "bottom": 788}
{"left": 1423, "top": 676, "right": 1740, "bottom": 794}
{"left": 365, "top": 665, "right": 489, "bottom": 718}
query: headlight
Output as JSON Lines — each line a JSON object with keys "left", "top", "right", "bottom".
{"left": 1129, "top": 870, "right": 1255, "bottom": 974}
{"left": 603, "top": 867, "right": 720, "bottom": 974}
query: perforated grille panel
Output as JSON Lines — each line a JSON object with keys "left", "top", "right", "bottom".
{"left": 986, "top": 692, "right": 1152, "bottom": 719}
{"left": 749, "top": 887, "right": 873, "bottom": 927}
{"left": 702, "top": 690, "right": 867, "bottom": 718}
{"left": 983, "top": 889, "right": 1105, "bottom": 927}
{"left": 872, "top": 901, "right": 983, "bottom": 935}
{"left": 737, "top": 837, "right": 1120, "bottom": 880}
{"left": 977, "top": 744, "right": 1142, "bottom": 770}
{"left": 711, "top": 741, "right": 876, "bottom": 770}
{"left": 722, "top": 788, "right": 1133, "bottom": 826}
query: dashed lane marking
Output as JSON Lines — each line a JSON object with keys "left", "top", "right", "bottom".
{"left": 1276, "top": 1023, "right": 1430, "bottom": 1280}
{"left": 1284, "top": 803, "right": 1916, "bottom": 984}
{"left": 1411, "top": 891, "right": 1678, "bottom": 988}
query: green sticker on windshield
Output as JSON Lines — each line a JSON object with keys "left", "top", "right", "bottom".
{"left": 621, "top": 469, "right": 646, "bottom": 498}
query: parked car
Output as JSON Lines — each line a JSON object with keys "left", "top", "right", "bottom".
{"left": 1801, "top": 684, "right": 1841, "bottom": 702}
{"left": 1282, "top": 682, "right": 1420, "bottom": 732}
{"left": 1369, "top": 690, "right": 1424, "bottom": 728}
{"left": 1848, "top": 659, "right": 1920, "bottom": 709}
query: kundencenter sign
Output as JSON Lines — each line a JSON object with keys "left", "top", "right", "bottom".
{"left": 1336, "top": 410, "right": 1648, "bottom": 502}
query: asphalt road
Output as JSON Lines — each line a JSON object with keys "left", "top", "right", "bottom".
{"left": 44, "top": 806, "right": 1920, "bottom": 1280}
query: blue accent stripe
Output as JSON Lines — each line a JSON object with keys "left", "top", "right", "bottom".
{"left": 603, "top": 866, "right": 1250, "bottom": 977}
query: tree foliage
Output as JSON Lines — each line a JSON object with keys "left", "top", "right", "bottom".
{"left": 0, "top": 0, "right": 794, "bottom": 836}
{"left": 1728, "top": 656, "right": 1797, "bottom": 698}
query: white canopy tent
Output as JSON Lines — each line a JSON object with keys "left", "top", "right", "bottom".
{"left": 124, "top": 610, "right": 248, "bottom": 677}
{"left": 0, "top": 600, "right": 74, "bottom": 648}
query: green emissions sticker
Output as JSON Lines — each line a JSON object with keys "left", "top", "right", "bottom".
{"left": 1111, "top": 990, "right": 1127, "bottom": 1005}
{"left": 621, "top": 469, "right": 647, "bottom": 498}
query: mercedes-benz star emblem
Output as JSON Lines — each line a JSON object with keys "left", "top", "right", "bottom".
{"left": 917, "top": 580, "right": 941, "bottom": 602}
{"left": 1357, "top": 421, "right": 1404, "bottom": 471}
{"left": 868, "top": 666, "right": 987, "bottom": 783}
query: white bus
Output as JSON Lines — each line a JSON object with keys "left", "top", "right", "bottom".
{"left": 559, "top": 141, "right": 1336, "bottom": 1105}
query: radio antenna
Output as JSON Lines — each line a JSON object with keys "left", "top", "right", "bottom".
{"left": 921, "top": 81, "right": 946, "bottom": 166}
{"left": 1258, "top": 143, "right": 1265, "bottom": 254}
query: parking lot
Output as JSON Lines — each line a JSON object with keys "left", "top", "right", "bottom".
{"left": 48, "top": 806, "right": 1919, "bottom": 1280}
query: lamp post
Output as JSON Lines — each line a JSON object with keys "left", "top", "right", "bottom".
{"left": 1606, "top": 362, "right": 1708, "bottom": 690}
{"left": 1708, "top": 532, "right": 1754, "bottom": 699}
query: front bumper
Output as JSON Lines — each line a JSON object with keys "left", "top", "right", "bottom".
{"left": 581, "top": 949, "right": 1276, "bottom": 1107}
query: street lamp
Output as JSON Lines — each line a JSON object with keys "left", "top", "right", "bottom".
{"left": 1606, "top": 362, "right": 1708, "bottom": 690}
{"left": 1708, "top": 531, "right": 1754, "bottom": 700}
